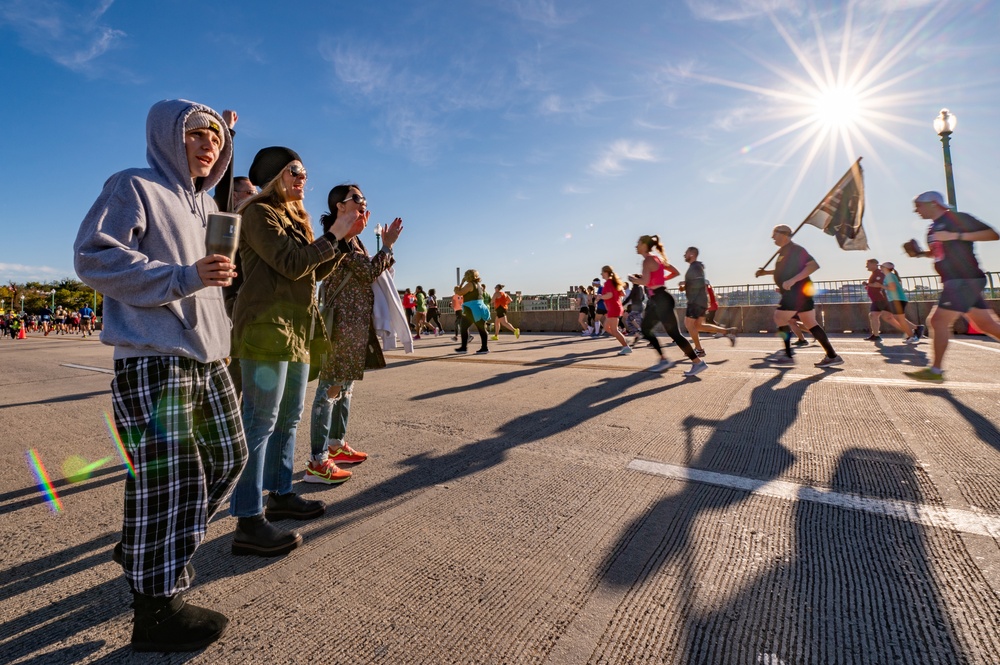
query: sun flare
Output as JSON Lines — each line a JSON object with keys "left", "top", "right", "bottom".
{"left": 813, "top": 85, "right": 862, "bottom": 129}
{"left": 679, "top": 3, "right": 948, "bottom": 219}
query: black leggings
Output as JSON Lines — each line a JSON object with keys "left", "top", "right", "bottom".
{"left": 460, "top": 310, "right": 488, "bottom": 350}
{"left": 641, "top": 289, "right": 696, "bottom": 360}
{"left": 427, "top": 308, "right": 442, "bottom": 331}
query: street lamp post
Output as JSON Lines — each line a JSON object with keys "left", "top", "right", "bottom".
{"left": 933, "top": 108, "right": 958, "bottom": 209}
{"left": 20, "top": 295, "right": 25, "bottom": 314}
{"left": 374, "top": 224, "right": 383, "bottom": 253}
{"left": 50, "top": 289, "right": 56, "bottom": 310}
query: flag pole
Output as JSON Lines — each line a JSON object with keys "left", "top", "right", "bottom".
{"left": 756, "top": 157, "right": 863, "bottom": 271}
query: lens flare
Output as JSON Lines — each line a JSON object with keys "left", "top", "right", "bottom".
{"left": 26, "top": 449, "right": 63, "bottom": 512}
{"left": 104, "top": 411, "right": 135, "bottom": 478}
{"left": 62, "top": 455, "right": 113, "bottom": 483}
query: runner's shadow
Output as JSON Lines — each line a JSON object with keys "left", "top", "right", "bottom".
{"left": 910, "top": 387, "right": 1000, "bottom": 455}
{"left": 874, "top": 342, "right": 928, "bottom": 367}
{"left": 412, "top": 346, "right": 632, "bottom": 401}
{"left": 680, "top": 448, "right": 974, "bottom": 664}
{"left": 597, "top": 372, "right": 814, "bottom": 590}
{"left": 302, "top": 370, "right": 684, "bottom": 544}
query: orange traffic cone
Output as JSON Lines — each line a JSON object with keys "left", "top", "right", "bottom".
{"left": 18, "top": 327, "right": 26, "bottom": 339}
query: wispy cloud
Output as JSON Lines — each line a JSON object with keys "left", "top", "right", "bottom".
{"left": 684, "top": 0, "right": 801, "bottom": 22}
{"left": 538, "top": 88, "right": 612, "bottom": 119}
{"left": 686, "top": 0, "right": 936, "bottom": 22}
{"left": 0, "top": 0, "right": 125, "bottom": 75}
{"left": 0, "top": 263, "right": 70, "bottom": 281}
{"left": 320, "top": 39, "right": 525, "bottom": 163}
{"left": 589, "top": 140, "right": 656, "bottom": 176}
{"left": 498, "top": 0, "right": 575, "bottom": 28}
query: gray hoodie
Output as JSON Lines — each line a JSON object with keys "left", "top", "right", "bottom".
{"left": 74, "top": 99, "right": 234, "bottom": 362}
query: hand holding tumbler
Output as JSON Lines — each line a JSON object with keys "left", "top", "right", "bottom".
{"left": 206, "top": 212, "right": 241, "bottom": 286}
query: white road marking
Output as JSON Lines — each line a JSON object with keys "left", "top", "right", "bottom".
{"left": 61, "top": 363, "right": 115, "bottom": 375}
{"left": 951, "top": 339, "right": 1000, "bottom": 353}
{"left": 628, "top": 458, "right": 1000, "bottom": 539}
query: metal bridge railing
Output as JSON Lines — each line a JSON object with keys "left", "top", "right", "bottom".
{"left": 514, "top": 272, "right": 1000, "bottom": 311}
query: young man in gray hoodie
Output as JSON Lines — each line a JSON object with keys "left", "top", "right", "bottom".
{"left": 74, "top": 99, "right": 248, "bottom": 652}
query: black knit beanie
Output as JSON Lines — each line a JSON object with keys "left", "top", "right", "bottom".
{"left": 248, "top": 146, "right": 301, "bottom": 187}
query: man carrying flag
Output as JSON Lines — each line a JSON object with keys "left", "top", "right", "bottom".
{"left": 755, "top": 226, "right": 844, "bottom": 367}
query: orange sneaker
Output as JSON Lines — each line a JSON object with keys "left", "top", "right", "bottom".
{"left": 328, "top": 444, "right": 368, "bottom": 465}
{"left": 303, "top": 459, "right": 352, "bottom": 484}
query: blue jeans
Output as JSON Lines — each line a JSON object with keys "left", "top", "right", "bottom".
{"left": 229, "top": 359, "right": 309, "bottom": 518}
{"left": 310, "top": 379, "right": 354, "bottom": 459}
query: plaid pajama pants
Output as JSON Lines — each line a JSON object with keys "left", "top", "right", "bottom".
{"left": 111, "top": 356, "right": 248, "bottom": 597}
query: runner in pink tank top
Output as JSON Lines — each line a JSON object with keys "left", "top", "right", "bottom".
{"left": 627, "top": 234, "right": 707, "bottom": 377}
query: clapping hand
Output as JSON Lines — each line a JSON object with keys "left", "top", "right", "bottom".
{"left": 381, "top": 217, "right": 404, "bottom": 249}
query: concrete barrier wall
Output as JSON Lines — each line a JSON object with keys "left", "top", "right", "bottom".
{"left": 440, "top": 301, "right": 1000, "bottom": 334}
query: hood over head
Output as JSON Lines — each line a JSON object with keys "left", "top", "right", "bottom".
{"left": 146, "top": 99, "right": 232, "bottom": 194}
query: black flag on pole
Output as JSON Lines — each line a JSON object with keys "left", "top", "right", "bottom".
{"left": 802, "top": 160, "right": 868, "bottom": 251}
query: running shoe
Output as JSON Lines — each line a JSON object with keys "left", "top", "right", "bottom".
{"left": 617, "top": 346, "right": 632, "bottom": 355}
{"left": 694, "top": 348, "right": 706, "bottom": 358}
{"left": 793, "top": 339, "right": 809, "bottom": 347}
{"left": 815, "top": 355, "right": 844, "bottom": 368}
{"left": 491, "top": 335, "right": 499, "bottom": 341}
{"left": 726, "top": 330, "right": 737, "bottom": 346}
{"left": 414, "top": 334, "right": 421, "bottom": 340}
{"left": 328, "top": 445, "right": 368, "bottom": 465}
{"left": 712, "top": 333, "right": 725, "bottom": 339}
{"left": 476, "top": 348, "right": 490, "bottom": 354}
{"left": 514, "top": 328, "right": 520, "bottom": 339}
{"left": 915, "top": 324, "right": 926, "bottom": 338}
{"left": 769, "top": 354, "right": 795, "bottom": 365}
{"left": 683, "top": 360, "right": 708, "bottom": 377}
{"left": 455, "top": 347, "right": 468, "bottom": 353}
{"left": 904, "top": 368, "right": 944, "bottom": 382}
{"left": 864, "top": 334, "right": 881, "bottom": 342}
{"left": 303, "top": 459, "right": 352, "bottom": 484}
{"left": 452, "top": 335, "right": 459, "bottom": 341}
{"left": 904, "top": 334, "right": 920, "bottom": 345}
{"left": 649, "top": 358, "right": 675, "bottom": 373}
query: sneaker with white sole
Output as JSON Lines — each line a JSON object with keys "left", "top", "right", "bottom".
{"left": 815, "top": 355, "right": 844, "bottom": 368}
{"left": 768, "top": 354, "right": 795, "bottom": 365}
{"left": 904, "top": 334, "right": 920, "bottom": 344}
{"left": 904, "top": 367, "right": 944, "bottom": 382}
{"left": 303, "top": 459, "right": 352, "bottom": 484}
{"left": 683, "top": 360, "right": 708, "bottom": 377}
{"left": 726, "top": 330, "right": 737, "bottom": 346}
{"left": 694, "top": 348, "right": 706, "bottom": 358}
{"left": 617, "top": 346, "right": 632, "bottom": 355}
{"left": 649, "top": 358, "right": 675, "bottom": 373}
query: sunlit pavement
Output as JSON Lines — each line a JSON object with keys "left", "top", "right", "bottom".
{"left": 3, "top": 332, "right": 999, "bottom": 663}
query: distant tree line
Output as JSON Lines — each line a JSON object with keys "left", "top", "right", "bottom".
{"left": 0, "top": 279, "right": 102, "bottom": 315}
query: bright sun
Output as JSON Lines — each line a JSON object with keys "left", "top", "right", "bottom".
{"left": 813, "top": 86, "right": 862, "bottom": 129}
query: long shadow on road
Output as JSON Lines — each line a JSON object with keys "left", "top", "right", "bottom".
{"left": 682, "top": 448, "right": 998, "bottom": 664}
{"left": 302, "top": 366, "right": 687, "bottom": 544}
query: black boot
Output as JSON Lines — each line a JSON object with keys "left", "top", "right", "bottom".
{"left": 232, "top": 514, "right": 302, "bottom": 557}
{"left": 113, "top": 541, "right": 196, "bottom": 585}
{"left": 131, "top": 592, "right": 228, "bottom": 652}
{"left": 264, "top": 492, "right": 326, "bottom": 520}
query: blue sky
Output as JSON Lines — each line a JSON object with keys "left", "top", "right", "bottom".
{"left": 2, "top": 0, "right": 999, "bottom": 295}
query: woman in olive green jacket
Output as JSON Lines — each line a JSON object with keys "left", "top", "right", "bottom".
{"left": 228, "top": 146, "right": 362, "bottom": 557}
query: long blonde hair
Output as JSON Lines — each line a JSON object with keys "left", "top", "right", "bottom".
{"left": 638, "top": 234, "right": 667, "bottom": 262}
{"left": 238, "top": 170, "right": 313, "bottom": 242}
{"left": 601, "top": 265, "right": 625, "bottom": 292}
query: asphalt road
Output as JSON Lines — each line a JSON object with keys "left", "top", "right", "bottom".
{"left": 2, "top": 331, "right": 999, "bottom": 664}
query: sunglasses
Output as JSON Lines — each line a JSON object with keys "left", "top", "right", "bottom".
{"left": 341, "top": 193, "right": 366, "bottom": 206}
{"left": 288, "top": 164, "right": 307, "bottom": 179}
